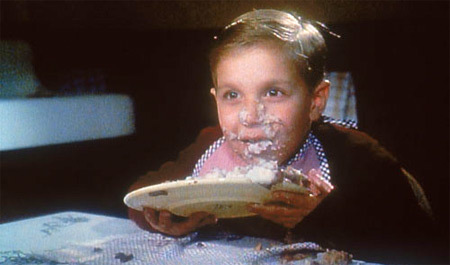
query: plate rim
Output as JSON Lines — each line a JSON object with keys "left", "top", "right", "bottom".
{"left": 123, "top": 177, "right": 269, "bottom": 214}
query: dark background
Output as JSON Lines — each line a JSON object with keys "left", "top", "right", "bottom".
{"left": 1, "top": 1, "right": 448, "bottom": 261}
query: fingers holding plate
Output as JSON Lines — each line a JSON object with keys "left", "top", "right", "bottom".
{"left": 143, "top": 207, "right": 217, "bottom": 237}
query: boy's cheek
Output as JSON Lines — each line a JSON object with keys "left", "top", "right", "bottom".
{"left": 222, "top": 128, "right": 239, "bottom": 141}
{"left": 217, "top": 114, "right": 233, "bottom": 132}
{"left": 217, "top": 105, "right": 236, "bottom": 122}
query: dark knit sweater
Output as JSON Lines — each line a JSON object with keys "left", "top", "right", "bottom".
{"left": 128, "top": 122, "right": 436, "bottom": 263}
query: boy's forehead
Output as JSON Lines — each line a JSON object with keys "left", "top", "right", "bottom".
{"left": 216, "top": 42, "right": 302, "bottom": 71}
{"left": 215, "top": 43, "right": 308, "bottom": 90}
{"left": 222, "top": 41, "right": 285, "bottom": 58}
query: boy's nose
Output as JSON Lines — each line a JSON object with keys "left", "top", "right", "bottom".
{"left": 239, "top": 100, "right": 264, "bottom": 126}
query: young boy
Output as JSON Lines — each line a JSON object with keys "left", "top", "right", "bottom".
{"left": 128, "top": 9, "right": 435, "bottom": 263}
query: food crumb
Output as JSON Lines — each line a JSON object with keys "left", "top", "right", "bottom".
{"left": 254, "top": 242, "right": 262, "bottom": 251}
{"left": 114, "top": 252, "right": 134, "bottom": 263}
{"left": 93, "top": 247, "right": 103, "bottom": 253}
{"left": 320, "top": 249, "right": 353, "bottom": 265}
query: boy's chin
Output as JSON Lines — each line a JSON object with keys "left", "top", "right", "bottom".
{"left": 240, "top": 151, "right": 282, "bottom": 165}
{"left": 229, "top": 141, "right": 285, "bottom": 164}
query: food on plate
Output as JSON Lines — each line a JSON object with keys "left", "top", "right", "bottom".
{"left": 196, "top": 160, "right": 278, "bottom": 185}
{"left": 195, "top": 159, "right": 314, "bottom": 195}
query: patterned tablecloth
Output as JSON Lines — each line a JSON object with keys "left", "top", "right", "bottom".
{"left": 0, "top": 212, "right": 378, "bottom": 265}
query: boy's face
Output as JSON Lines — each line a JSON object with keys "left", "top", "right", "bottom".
{"left": 211, "top": 43, "right": 328, "bottom": 164}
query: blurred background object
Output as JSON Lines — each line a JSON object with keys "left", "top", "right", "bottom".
{"left": 323, "top": 72, "right": 357, "bottom": 123}
{"left": 0, "top": 41, "right": 40, "bottom": 98}
{"left": 0, "top": 94, "right": 135, "bottom": 151}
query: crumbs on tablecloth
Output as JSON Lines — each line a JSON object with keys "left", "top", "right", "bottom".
{"left": 321, "top": 249, "right": 353, "bottom": 265}
{"left": 93, "top": 247, "right": 103, "bottom": 253}
{"left": 254, "top": 242, "right": 262, "bottom": 251}
{"left": 114, "top": 252, "right": 134, "bottom": 263}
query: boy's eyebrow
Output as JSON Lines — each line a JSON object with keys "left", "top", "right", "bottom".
{"left": 259, "top": 79, "right": 300, "bottom": 89}
{"left": 215, "top": 85, "right": 237, "bottom": 91}
{"left": 264, "top": 80, "right": 296, "bottom": 87}
{"left": 217, "top": 79, "right": 297, "bottom": 90}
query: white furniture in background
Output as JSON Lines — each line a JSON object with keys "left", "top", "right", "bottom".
{"left": 0, "top": 94, "right": 135, "bottom": 151}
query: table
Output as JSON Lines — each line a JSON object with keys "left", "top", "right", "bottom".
{"left": 0, "top": 211, "right": 377, "bottom": 265}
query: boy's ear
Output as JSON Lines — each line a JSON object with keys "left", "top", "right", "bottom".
{"left": 309, "top": 80, "right": 330, "bottom": 121}
{"left": 210, "top": 88, "right": 217, "bottom": 97}
{"left": 210, "top": 88, "right": 218, "bottom": 103}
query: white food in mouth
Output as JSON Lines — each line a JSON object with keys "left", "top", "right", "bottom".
{"left": 246, "top": 140, "right": 273, "bottom": 155}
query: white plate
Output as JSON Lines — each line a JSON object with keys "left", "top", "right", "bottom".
{"left": 124, "top": 178, "right": 271, "bottom": 218}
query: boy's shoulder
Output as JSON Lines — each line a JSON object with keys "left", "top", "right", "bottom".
{"left": 196, "top": 126, "right": 223, "bottom": 143}
{"left": 178, "top": 125, "right": 223, "bottom": 163}
{"left": 189, "top": 126, "right": 223, "bottom": 152}
{"left": 313, "top": 121, "right": 398, "bottom": 166}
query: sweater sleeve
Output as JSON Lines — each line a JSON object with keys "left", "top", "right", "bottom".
{"left": 127, "top": 126, "right": 222, "bottom": 231}
{"left": 311, "top": 122, "right": 439, "bottom": 263}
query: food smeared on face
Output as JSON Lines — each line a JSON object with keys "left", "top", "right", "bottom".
{"left": 212, "top": 43, "right": 314, "bottom": 165}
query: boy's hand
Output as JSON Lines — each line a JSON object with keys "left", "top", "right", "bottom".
{"left": 143, "top": 208, "right": 217, "bottom": 237}
{"left": 247, "top": 169, "right": 333, "bottom": 228}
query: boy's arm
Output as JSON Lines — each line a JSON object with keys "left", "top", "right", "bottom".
{"left": 127, "top": 126, "right": 222, "bottom": 231}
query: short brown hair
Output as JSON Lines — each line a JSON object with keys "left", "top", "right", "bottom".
{"left": 209, "top": 9, "right": 328, "bottom": 92}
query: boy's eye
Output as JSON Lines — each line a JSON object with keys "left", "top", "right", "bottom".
{"left": 265, "top": 89, "right": 283, "bottom": 97}
{"left": 224, "top": 91, "right": 239, "bottom": 100}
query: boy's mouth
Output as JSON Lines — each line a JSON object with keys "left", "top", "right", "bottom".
{"left": 236, "top": 130, "right": 275, "bottom": 142}
{"left": 239, "top": 138, "right": 269, "bottom": 144}
{"left": 241, "top": 139, "right": 278, "bottom": 157}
